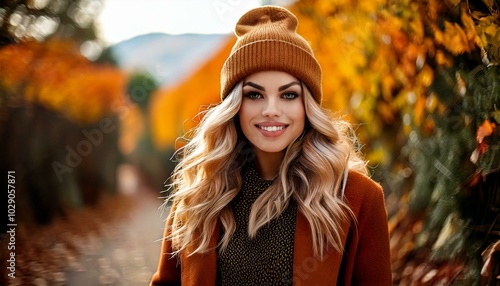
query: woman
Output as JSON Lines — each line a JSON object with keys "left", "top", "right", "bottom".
{"left": 151, "top": 5, "right": 392, "bottom": 286}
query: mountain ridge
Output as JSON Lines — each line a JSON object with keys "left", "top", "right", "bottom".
{"left": 110, "top": 32, "right": 230, "bottom": 87}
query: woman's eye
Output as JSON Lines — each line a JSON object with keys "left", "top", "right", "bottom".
{"left": 244, "top": 92, "right": 262, "bottom": 99}
{"left": 282, "top": 92, "right": 298, "bottom": 100}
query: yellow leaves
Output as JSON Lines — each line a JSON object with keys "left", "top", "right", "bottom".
{"left": 484, "top": 25, "right": 499, "bottom": 38}
{"left": 410, "top": 17, "right": 425, "bottom": 40}
{"left": 366, "top": 146, "right": 386, "bottom": 166}
{"left": 425, "top": 93, "right": 439, "bottom": 113}
{"left": 377, "top": 101, "right": 396, "bottom": 123}
{"left": 417, "top": 64, "right": 434, "bottom": 87}
{"left": 429, "top": 3, "right": 490, "bottom": 59}
{"left": 315, "top": 0, "right": 341, "bottom": 16}
{"left": 435, "top": 49, "right": 454, "bottom": 67}
{"left": 295, "top": 0, "right": 441, "bottom": 141}
{"left": 150, "top": 37, "right": 234, "bottom": 149}
{"left": 471, "top": 12, "right": 500, "bottom": 64}
{"left": 426, "top": 0, "right": 440, "bottom": 21}
{"left": 119, "top": 102, "right": 144, "bottom": 155}
{"left": 295, "top": 3, "right": 385, "bottom": 113}
{"left": 438, "top": 21, "right": 474, "bottom": 55}
{"left": 412, "top": 93, "right": 426, "bottom": 126}
{"left": 148, "top": 0, "right": 498, "bottom": 152}
{"left": 336, "top": 48, "right": 367, "bottom": 77}
{"left": 358, "top": 0, "right": 386, "bottom": 13}
{"left": 150, "top": 86, "right": 185, "bottom": 149}
{"left": 398, "top": 42, "right": 425, "bottom": 79}
{"left": 461, "top": 7, "right": 483, "bottom": 48}
{"left": 381, "top": 74, "right": 396, "bottom": 101}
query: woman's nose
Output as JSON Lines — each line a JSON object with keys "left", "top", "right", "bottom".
{"left": 261, "top": 97, "right": 281, "bottom": 117}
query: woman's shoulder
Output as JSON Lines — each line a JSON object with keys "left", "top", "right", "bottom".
{"left": 345, "top": 170, "right": 382, "bottom": 192}
{"left": 342, "top": 170, "right": 385, "bottom": 214}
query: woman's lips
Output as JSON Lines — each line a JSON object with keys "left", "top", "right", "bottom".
{"left": 256, "top": 124, "right": 288, "bottom": 137}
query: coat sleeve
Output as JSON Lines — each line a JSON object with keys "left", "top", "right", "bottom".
{"left": 150, "top": 205, "right": 181, "bottom": 286}
{"left": 350, "top": 183, "right": 392, "bottom": 285}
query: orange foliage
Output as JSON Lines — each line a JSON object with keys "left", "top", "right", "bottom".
{"left": 476, "top": 119, "right": 496, "bottom": 144}
{"left": 150, "top": 37, "right": 235, "bottom": 149}
{"left": 118, "top": 102, "right": 144, "bottom": 155}
{"left": 150, "top": 0, "right": 497, "bottom": 153}
{"left": 0, "top": 40, "right": 126, "bottom": 124}
{"left": 287, "top": 0, "right": 498, "bottom": 162}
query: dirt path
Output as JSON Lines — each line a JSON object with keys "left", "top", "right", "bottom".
{"left": 1, "top": 165, "right": 168, "bottom": 286}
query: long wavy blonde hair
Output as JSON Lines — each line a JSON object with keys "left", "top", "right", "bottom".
{"left": 166, "top": 81, "right": 367, "bottom": 259}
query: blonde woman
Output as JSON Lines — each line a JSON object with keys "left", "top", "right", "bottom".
{"left": 151, "top": 5, "right": 392, "bottom": 286}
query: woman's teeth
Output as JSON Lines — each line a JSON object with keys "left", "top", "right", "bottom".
{"left": 259, "top": 126, "right": 285, "bottom": 132}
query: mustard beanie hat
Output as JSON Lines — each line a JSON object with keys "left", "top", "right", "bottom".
{"left": 220, "top": 5, "right": 322, "bottom": 103}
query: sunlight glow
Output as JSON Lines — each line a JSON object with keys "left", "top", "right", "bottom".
{"left": 96, "top": 0, "right": 262, "bottom": 45}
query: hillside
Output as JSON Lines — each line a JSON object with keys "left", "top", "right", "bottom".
{"left": 110, "top": 33, "right": 229, "bottom": 87}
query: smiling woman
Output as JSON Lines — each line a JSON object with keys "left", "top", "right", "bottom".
{"left": 239, "top": 71, "right": 306, "bottom": 177}
{"left": 150, "top": 5, "right": 392, "bottom": 286}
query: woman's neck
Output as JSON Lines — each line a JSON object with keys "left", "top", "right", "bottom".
{"left": 253, "top": 150, "right": 285, "bottom": 180}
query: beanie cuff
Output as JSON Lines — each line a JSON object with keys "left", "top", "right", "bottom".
{"left": 221, "top": 39, "right": 322, "bottom": 102}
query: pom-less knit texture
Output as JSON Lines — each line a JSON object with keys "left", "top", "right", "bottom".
{"left": 216, "top": 165, "right": 297, "bottom": 285}
{"left": 220, "top": 6, "right": 323, "bottom": 103}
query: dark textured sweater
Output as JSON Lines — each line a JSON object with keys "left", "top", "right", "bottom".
{"left": 216, "top": 166, "right": 298, "bottom": 285}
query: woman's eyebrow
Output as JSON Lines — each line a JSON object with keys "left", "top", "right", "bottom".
{"left": 243, "top": 81, "right": 301, "bottom": 91}
{"left": 278, "top": 81, "right": 300, "bottom": 91}
{"left": 243, "top": 82, "right": 265, "bottom": 90}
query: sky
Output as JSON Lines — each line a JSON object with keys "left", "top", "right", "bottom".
{"left": 96, "top": 0, "right": 264, "bottom": 45}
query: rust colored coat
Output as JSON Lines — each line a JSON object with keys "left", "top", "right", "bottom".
{"left": 150, "top": 171, "right": 392, "bottom": 285}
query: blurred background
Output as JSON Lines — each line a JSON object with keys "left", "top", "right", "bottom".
{"left": 0, "top": 0, "right": 499, "bottom": 285}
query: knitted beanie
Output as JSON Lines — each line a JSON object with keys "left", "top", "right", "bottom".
{"left": 220, "top": 6, "right": 322, "bottom": 103}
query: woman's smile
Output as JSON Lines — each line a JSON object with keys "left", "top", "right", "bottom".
{"left": 256, "top": 122, "right": 288, "bottom": 136}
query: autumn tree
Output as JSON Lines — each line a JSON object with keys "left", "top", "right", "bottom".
{"left": 124, "top": 72, "right": 174, "bottom": 190}
{"left": 0, "top": 0, "right": 126, "bottom": 227}
{"left": 0, "top": 0, "right": 103, "bottom": 58}
{"left": 290, "top": 0, "right": 499, "bottom": 284}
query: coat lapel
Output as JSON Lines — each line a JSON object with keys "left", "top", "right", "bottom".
{"left": 292, "top": 212, "right": 347, "bottom": 286}
{"left": 181, "top": 223, "right": 220, "bottom": 285}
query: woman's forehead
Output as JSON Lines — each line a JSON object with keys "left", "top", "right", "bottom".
{"left": 243, "top": 71, "right": 300, "bottom": 84}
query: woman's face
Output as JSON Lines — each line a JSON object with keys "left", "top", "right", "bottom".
{"left": 239, "top": 70, "right": 306, "bottom": 156}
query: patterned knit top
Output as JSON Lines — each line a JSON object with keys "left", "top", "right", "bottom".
{"left": 216, "top": 165, "right": 298, "bottom": 285}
